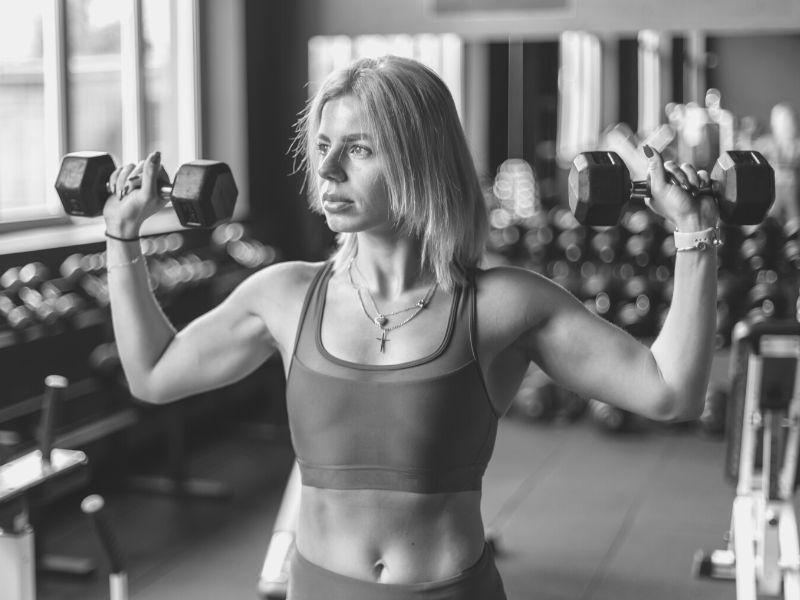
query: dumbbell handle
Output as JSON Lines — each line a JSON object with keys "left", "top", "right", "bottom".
{"left": 39, "top": 375, "right": 68, "bottom": 464}
{"left": 629, "top": 178, "right": 715, "bottom": 202}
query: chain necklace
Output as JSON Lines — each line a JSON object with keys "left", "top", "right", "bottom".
{"left": 347, "top": 257, "right": 438, "bottom": 353}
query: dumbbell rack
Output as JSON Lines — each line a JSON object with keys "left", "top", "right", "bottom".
{"left": 695, "top": 319, "right": 800, "bottom": 599}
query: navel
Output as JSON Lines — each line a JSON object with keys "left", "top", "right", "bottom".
{"left": 372, "top": 559, "right": 386, "bottom": 581}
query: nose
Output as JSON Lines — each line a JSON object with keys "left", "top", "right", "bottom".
{"left": 317, "top": 149, "right": 346, "bottom": 182}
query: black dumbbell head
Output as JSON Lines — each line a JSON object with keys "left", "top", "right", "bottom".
{"left": 171, "top": 160, "right": 238, "bottom": 228}
{"left": 55, "top": 152, "right": 116, "bottom": 217}
{"left": 568, "top": 152, "right": 630, "bottom": 226}
{"left": 712, "top": 151, "right": 775, "bottom": 225}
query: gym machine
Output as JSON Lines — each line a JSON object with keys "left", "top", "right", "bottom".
{"left": 694, "top": 318, "right": 800, "bottom": 599}
{"left": 0, "top": 376, "right": 89, "bottom": 600}
{"left": 82, "top": 494, "right": 129, "bottom": 600}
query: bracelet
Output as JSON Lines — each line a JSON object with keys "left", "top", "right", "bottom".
{"left": 674, "top": 227, "right": 723, "bottom": 253}
{"left": 106, "top": 255, "right": 143, "bottom": 271}
{"left": 105, "top": 231, "right": 140, "bottom": 242}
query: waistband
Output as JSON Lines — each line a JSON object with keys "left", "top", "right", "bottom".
{"left": 287, "top": 544, "right": 506, "bottom": 600}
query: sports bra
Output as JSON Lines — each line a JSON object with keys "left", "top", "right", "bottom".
{"left": 285, "top": 262, "right": 499, "bottom": 494}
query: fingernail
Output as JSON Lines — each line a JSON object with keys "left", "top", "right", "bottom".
{"left": 153, "top": 151, "right": 161, "bottom": 162}
{"left": 643, "top": 145, "right": 654, "bottom": 158}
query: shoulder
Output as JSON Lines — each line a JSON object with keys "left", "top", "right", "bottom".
{"left": 472, "top": 265, "right": 574, "bottom": 309}
{"left": 229, "top": 260, "right": 327, "bottom": 314}
{"left": 471, "top": 264, "right": 585, "bottom": 343}
{"left": 231, "top": 260, "right": 329, "bottom": 356}
{"left": 238, "top": 260, "right": 326, "bottom": 294}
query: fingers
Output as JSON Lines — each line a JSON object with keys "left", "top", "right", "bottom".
{"left": 115, "top": 164, "right": 137, "bottom": 198}
{"left": 643, "top": 145, "right": 667, "bottom": 189}
{"left": 140, "top": 151, "right": 162, "bottom": 197}
{"left": 661, "top": 158, "right": 709, "bottom": 196}
{"left": 681, "top": 162, "right": 701, "bottom": 189}
{"left": 664, "top": 161, "right": 695, "bottom": 193}
{"left": 106, "top": 153, "right": 163, "bottom": 202}
{"left": 697, "top": 169, "right": 711, "bottom": 189}
{"left": 108, "top": 167, "right": 123, "bottom": 196}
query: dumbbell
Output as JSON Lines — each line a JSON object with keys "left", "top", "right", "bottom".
{"left": 568, "top": 150, "right": 775, "bottom": 226}
{"left": 54, "top": 151, "right": 238, "bottom": 228}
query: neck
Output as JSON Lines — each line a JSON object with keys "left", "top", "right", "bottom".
{"left": 352, "top": 234, "right": 433, "bottom": 300}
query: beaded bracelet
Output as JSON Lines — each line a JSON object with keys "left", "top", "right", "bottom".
{"left": 674, "top": 227, "right": 723, "bottom": 253}
{"left": 106, "top": 255, "right": 143, "bottom": 271}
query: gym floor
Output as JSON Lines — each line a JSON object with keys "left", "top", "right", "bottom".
{"left": 32, "top": 403, "right": 750, "bottom": 600}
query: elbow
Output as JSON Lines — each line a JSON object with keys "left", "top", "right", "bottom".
{"left": 127, "top": 376, "right": 171, "bottom": 406}
{"left": 650, "top": 390, "right": 705, "bottom": 424}
{"left": 121, "top": 359, "right": 180, "bottom": 405}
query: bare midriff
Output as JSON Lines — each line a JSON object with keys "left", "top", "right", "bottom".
{"left": 296, "top": 485, "right": 486, "bottom": 583}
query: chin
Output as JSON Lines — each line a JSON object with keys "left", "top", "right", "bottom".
{"left": 323, "top": 211, "right": 394, "bottom": 236}
{"left": 323, "top": 213, "right": 359, "bottom": 234}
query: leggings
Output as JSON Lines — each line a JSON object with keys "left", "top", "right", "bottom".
{"left": 287, "top": 544, "right": 507, "bottom": 600}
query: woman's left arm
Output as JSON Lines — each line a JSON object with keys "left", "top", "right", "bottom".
{"left": 518, "top": 148, "right": 719, "bottom": 422}
{"left": 645, "top": 146, "right": 720, "bottom": 420}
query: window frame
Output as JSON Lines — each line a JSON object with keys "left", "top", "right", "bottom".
{"left": 0, "top": 0, "right": 201, "bottom": 235}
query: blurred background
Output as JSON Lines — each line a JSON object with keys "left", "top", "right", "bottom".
{"left": 2, "top": 1, "right": 800, "bottom": 599}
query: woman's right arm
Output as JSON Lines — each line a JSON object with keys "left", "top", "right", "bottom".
{"left": 103, "top": 151, "right": 286, "bottom": 404}
{"left": 106, "top": 237, "right": 282, "bottom": 403}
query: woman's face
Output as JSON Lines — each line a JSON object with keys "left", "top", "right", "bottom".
{"left": 315, "top": 94, "right": 393, "bottom": 235}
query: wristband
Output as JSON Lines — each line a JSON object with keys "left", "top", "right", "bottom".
{"left": 674, "top": 227, "right": 722, "bottom": 253}
{"left": 105, "top": 231, "right": 140, "bottom": 243}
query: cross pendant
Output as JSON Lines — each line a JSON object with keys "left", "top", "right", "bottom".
{"left": 377, "top": 330, "right": 389, "bottom": 353}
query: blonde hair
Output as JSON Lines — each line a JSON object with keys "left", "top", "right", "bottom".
{"left": 292, "top": 55, "right": 488, "bottom": 291}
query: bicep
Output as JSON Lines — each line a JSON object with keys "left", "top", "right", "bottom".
{"left": 147, "top": 276, "right": 276, "bottom": 402}
{"left": 522, "top": 282, "right": 664, "bottom": 417}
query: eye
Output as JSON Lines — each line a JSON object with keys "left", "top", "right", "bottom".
{"left": 316, "top": 141, "right": 330, "bottom": 157}
{"left": 349, "top": 144, "right": 372, "bottom": 158}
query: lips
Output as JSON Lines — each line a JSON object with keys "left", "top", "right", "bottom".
{"left": 321, "top": 194, "right": 353, "bottom": 212}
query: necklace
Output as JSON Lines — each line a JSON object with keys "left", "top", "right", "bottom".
{"left": 347, "top": 258, "right": 438, "bottom": 353}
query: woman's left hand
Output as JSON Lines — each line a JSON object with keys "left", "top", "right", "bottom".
{"left": 643, "top": 145, "right": 720, "bottom": 232}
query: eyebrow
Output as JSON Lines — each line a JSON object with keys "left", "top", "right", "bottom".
{"left": 316, "top": 133, "right": 374, "bottom": 143}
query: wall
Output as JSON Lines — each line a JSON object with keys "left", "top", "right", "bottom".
{"left": 243, "top": 0, "right": 333, "bottom": 260}
{"left": 303, "top": 0, "right": 800, "bottom": 39}
{"left": 708, "top": 33, "right": 800, "bottom": 129}
{"left": 201, "top": 0, "right": 249, "bottom": 221}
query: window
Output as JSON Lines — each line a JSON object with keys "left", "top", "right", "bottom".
{"left": 0, "top": 1, "right": 46, "bottom": 223}
{"left": 0, "top": 0, "right": 199, "bottom": 229}
{"left": 556, "top": 31, "right": 601, "bottom": 169}
{"left": 307, "top": 33, "right": 464, "bottom": 117}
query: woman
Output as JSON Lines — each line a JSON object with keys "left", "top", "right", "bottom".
{"left": 102, "top": 56, "right": 719, "bottom": 599}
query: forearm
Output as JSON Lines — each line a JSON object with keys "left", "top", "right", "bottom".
{"left": 106, "top": 237, "right": 176, "bottom": 400}
{"left": 649, "top": 244, "right": 718, "bottom": 420}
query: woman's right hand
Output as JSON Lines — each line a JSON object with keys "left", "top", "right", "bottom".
{"left": 104, "top": 151, "right": 170, "bottom": 238}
